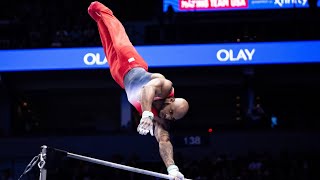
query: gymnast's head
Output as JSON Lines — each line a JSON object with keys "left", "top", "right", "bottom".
{"left": 159, "top": 97, "right": 189, "bottom": 121}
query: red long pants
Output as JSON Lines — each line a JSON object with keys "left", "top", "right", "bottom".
{"left": 88, "top": 1, "right": 148, "bottom": 89}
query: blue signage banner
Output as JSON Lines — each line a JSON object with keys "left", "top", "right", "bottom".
{"left": 0, "top": 40, "right": 320, "bottom": 72}
{"left": 163, "top": 0, "right": 310, "bottom": 12}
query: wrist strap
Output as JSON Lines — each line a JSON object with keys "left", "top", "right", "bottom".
{"left": 167, "top": 165, "right": 179, "bottom": 173}
{"left": 142, "top": 111, "right": 154, "bottom": 120}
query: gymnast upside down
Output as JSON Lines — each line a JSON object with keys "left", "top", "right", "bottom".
{"left": 88, "top": 1, "right": 189, "bottom": 179}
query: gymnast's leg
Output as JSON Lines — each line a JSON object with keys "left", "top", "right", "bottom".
{"left": 88, "top": 1, "right": 148, "bottom": 88}
{"left": 88, "top": 1, "right": 132, "bottom": 67}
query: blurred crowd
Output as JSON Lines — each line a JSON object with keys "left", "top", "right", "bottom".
{"left": 3, "top": 150, "right": 319, "bottom": 180}
{"left": 0, "top": 1, "right": 101, "bottom": 49}
{"left": 1, "top": 2, "right": 320, "bottom": 180}
{"left": 1, "top": 1, "right": 320, "bottom": 49}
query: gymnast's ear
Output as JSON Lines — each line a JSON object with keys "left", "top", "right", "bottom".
{"left": 164, "top": 97, "right": 175, "bottom": 104}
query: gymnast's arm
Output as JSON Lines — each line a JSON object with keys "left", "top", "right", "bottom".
{"left": 140, "top": 78, "right": 172, "bottom": 112}
{"left": 154, "top": 119, "right": 175, "bottom": 168}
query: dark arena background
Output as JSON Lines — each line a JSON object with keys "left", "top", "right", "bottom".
{"left": 1, "top": 0, "right": 320, "bottom": 180}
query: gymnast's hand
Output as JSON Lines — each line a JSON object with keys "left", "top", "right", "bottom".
{"left": 137, "top": 111, "right": 154, "bottom": 136}
{"left": 168, "top": 165, "right": 184, "bottom": 180}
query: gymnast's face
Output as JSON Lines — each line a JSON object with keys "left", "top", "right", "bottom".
{"left": 159, "top": 98, "right": 189, "bottom": 121}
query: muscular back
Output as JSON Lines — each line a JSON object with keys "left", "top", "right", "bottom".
{"left": 147, "top": 73, "right": 173, "bottom": 99}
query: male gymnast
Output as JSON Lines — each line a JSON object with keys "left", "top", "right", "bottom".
{"left": 88, "top": 1, "right": 189, "bottom": 180}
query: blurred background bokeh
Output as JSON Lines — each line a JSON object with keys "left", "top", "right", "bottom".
{"left": 1, "top": 0, "right": 320, "bottom": 179}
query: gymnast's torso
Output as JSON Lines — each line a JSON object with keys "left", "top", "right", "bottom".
{"left": 123, "top": 67, "right": 174, "bottom": 116}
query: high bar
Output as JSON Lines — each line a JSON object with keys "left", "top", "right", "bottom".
{"left": 67, "top": 152, "right": 191, "bottom": 180}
